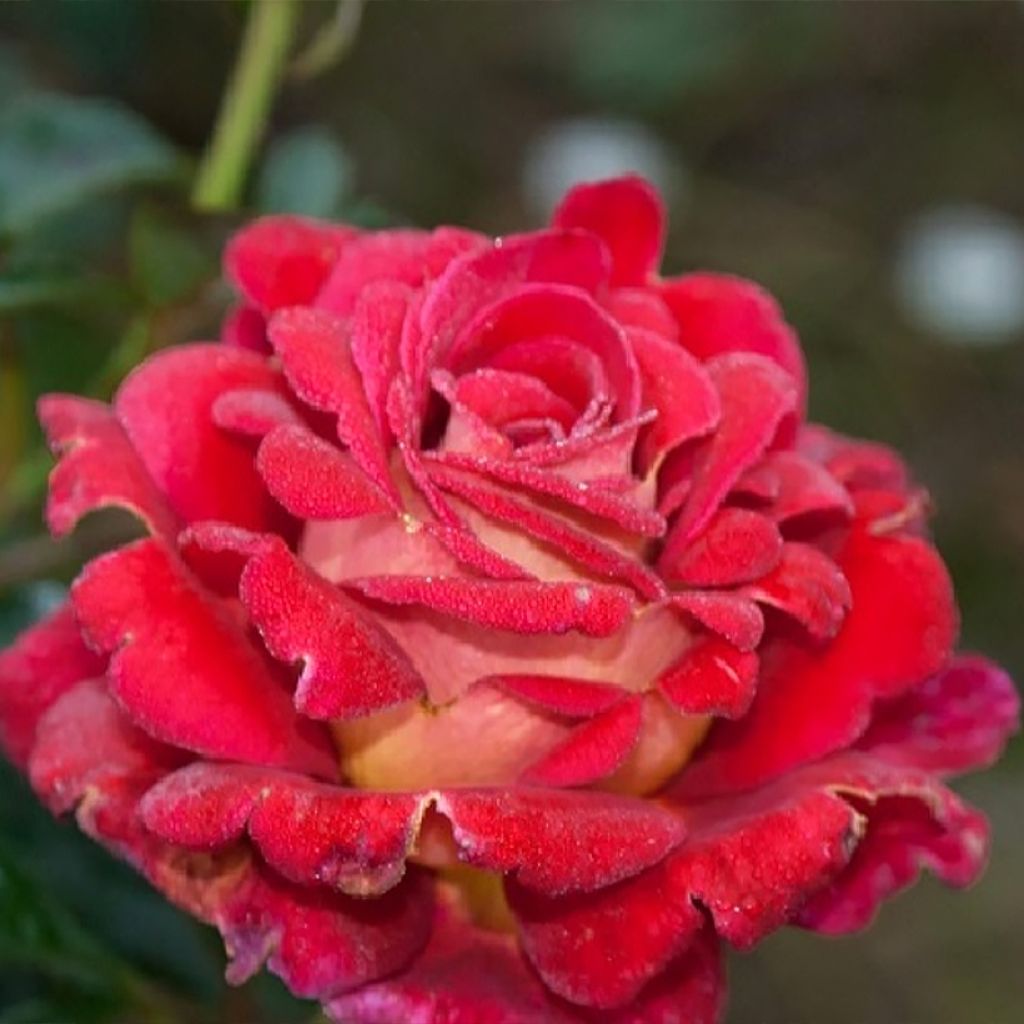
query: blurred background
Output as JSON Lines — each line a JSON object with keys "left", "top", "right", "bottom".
{"left": 0, "top": 2, "right": 1021, "bottom": 1022}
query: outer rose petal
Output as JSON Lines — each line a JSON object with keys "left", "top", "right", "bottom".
{"left": 219, "top": 862, "right": 434, "bottom": 1000}
{"left": 224, "top": 215, "right": 355, "bottom": 312}
{"left": 659, "top": 271, "right": 806, "bottom": 406}
{"left": 678, "top": 525, "right": 957, "bottom": 797}
{"left": 220, "top": 303, "right": 269, "bottom": 353}
{"left": 552, "top": 175, "right": 666, "bottom": 287}
{"left": 71, "top": 538, "right": 337, "bottom": 777}
{"left": 39, "top": 395, "right": 178, "bottom": 540}
{"left": 855, "top": 655, "right": 1019, "bottom": 775}
{"left": 0, "top": 604, "right": 106, "bottom": 768}
{"left": 115, "top": 344, "right": 290, "bottom": 532}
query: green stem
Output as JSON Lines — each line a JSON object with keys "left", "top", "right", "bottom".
{"left": 192, "top": 0, "right": 301, "bottom": 211}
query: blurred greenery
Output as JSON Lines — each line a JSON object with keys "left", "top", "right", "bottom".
{"left": 0, "top": 1, "right": 1022, "bottom": 1022}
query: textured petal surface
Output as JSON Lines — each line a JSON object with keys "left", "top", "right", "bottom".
{"left": 71, "top": 539, "right": 336, "bottom": 776}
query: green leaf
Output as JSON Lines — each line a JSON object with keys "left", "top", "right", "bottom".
{"left": 0, "top": 271, "right": 103, "bottom": 314}
{"left": 257, "top": 126, "right": 353, "bottom": 219}
{"left": 0, "top": 93, "right": 183, "bottom": 237}
{"left": 129, "top": 208, "right": 215, "bottom": 307}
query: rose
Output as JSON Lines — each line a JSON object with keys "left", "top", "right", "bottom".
{"left": 0, "top": 176, "right": 1017, "bottom": 1023}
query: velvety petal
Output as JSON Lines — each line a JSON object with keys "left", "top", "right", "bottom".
{"left": 430, "top": 450, "right": 665, "bottom": 537}
{"left": 510, "top": 784, "right": 855, "bottom": 1007}
{"left": 237, "top": 536, "right": 425, "bottom": 718}
{"left": 38, "top": 395, "right": 178, "bottom": 539}
{"left": 268, "top": 307, "right": 398, "bottom": 501}
{"left": 446, "top": 284, "right": 641, "bottom": 419}
{"left": 211, "top": 387, "right": 302, "bottom": 437}
{"left": 552, "top": 175, "right": 666, "bottom": 286}
{"left": 659, "top": 272, "right": 806, "bottom": 405}
{"left": 28, "top": 678, "right": 182, "bottom": 815}
{"left": 787, "top": 753, "right": 991, "bottom": 936}
{"left": 428, "top": 461, "right": 664, "bottom": 598}
{"left": 521, "top": 696, "right": 644, "bottom": 787}
{"left": 115, "top": 344, "right": 288, "bottom": 531}
{"left": 630, "top": 327, "right": 720, "bottom": 474}
{"left": 349, "top": 576, "right": 634, "bottom": 638}
{"left": 224, "top": 215, "right": 355, "bottom": 312}
{"left": 256, "top": 423, "right": 393, "bottom": 519}
{"left": 0, "top": 604, "right": 106, "bottom": 769}
{"left": 671, "top": 353, "right": 799, "bottom": 544}
{"left": 71, "top": 538, "right": 336, "bottom": 777}
{"left": 740, "top": 542, "right": 852, "bottom": 640}
{"left": 736, "top": 450, "right": 853, "bottom": 526}
{"left": 667, "top": 592, "right": 765, "bottom": 652}
{"left": 437, "top": 788, "right": 686, "bottom": 894}
{"left": 350, "top": 281, "right": 411, "bottom": 439}
{"left": 141, "top": 763, "right": 424, "bottom": 896}
{"left": 855, "top": 655, "right": 1019, "bottom": 776}
{"left": 487, "top": 674, "right": 629, "bottom": 718}
{"left": 657, "top": 638, "right": 759, "bottom": 719}
{"left": 678, "top": 527, "right": 957, "bottom": 797}
{"left": 659, "top": 507, "right": 783, "bottom": 587}
{"left": 219, "top": 862, "right": 434, "bottom": 1000}
{"left": 220, "top": 302, "right": 269, "bottom": 353}
{"left": 317, "top": 227, "right": 484, "bottom": 317}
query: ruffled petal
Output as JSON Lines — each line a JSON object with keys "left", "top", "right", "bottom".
{"left": 678, "top": 525, "right": 957, "bottom": 797}
{"left": 39, "top": 395, "right": 178, "bottom": 539}
{"left": 224, "top": 215, "right": 355, "bottom": 312}
{"left": 115, "top": 344, "right": 289, "bottom": 531}
{"left": 71, "top": 538, "right": 336, "bottom": 776}
{"left": 552, "top": 175, "right": 666, "bottom": 287}
{"left": 0, "top": 604, "right": 106, "bottom": 768}
{"left": 657, "top": 638, "right": 759, "bottom": 719}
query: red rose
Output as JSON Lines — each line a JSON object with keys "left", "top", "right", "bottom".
{"left": 1, "top": 176, "right": 1017, "bottom": 1022}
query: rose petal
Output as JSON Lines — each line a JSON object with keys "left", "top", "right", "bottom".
{"left": 659, "top": 272, "right": 806, "bottom": 406}
{"left": 660, "top": 507, "right": 783, "bottom": 587}
{"left": 667, "top": 592, "right": 765, "bottom": 652}
{"left": 552, "top": 175, "right": 666, "bottom": 287}
{"left": 71, "top": 538, "right": 336, "bottom": 776}
{"left": 678, "top": 526, "right": 957, "bottom": 797}
{"left": 225, "top": 215, "right": 355, "bottom": 312}
{"left": 855, "top": 655, "right": 1019, "bottom": 776}
{"left": 211, "top": 387, "right": 302, "bottom": 438}
{"left": 521, "top": 696, "right": 644, "bottom": 787}
{"left": 487, "top": 674, "right": 628, "bottom": 717}
{"left": 736, "top": 450, "right": 853, "bottom": 526}
{"left": 237, "top": 536, "right": 425, "bottom": 719}
{"left": 39, "top": 395, "right": 178, "bottom": 539}
{"left": 348, "top": 576, "right": 633, "bottom": 637}
{"left": 115, "top": 344, "right": 289, "bottom": 531}
{"left": 0, "top": 604, "right": 106, "bottom": 769}
{"left": 672, "top": 353, "right": 799, "bottom": 544}
{"left": 268, "top": 307, "right": 397, "bottom": 501}
{"left": 657, "top": 638, "right": 759, "bottom": 719}
{"left": 220, "top": 303, "right": 269, "bottom": 353}
{"left": 256, "top": 424, "right": 393, "bottom": 520}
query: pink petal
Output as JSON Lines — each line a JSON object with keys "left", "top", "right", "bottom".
{"left": 256, "top": 423, "right": 393, "bottom": 520}
{"left": 631, "top": 327, "right": 720, "bottom": 473}
{"left": 115, "top": 344, "right": 289, "bottom": 531}
{"left": 855, "top": 655, "right": 1019, "bottom": 776}
{"left": 268, "top": 307, "right": 397, "bottom": 501}
{"left": 673, "top": 353, "right": 799, "bottom": 545}
{"left": 211, "top": 387, "right": 302, "bottom": 437}
{"left": 736, "top": 450, "right": 853, "bottom": 526}
{"left": 71, "top": 538, "right": 336, "bottom": 776}
{"left": 220, "top": 303, "right": 269, "bottom": 353}
{"left": 487, "top": 673, "right": 629, "bottom": 717}
{"left": 660, "top": 506, "right": 783, "bottom": 587}
{"left": 659, "top": 271, "right": 806, "bottom": 406}
{"left": 39, "top": 395, "right": 178, "bottom": 539}
{"left": 521, "top": 695, "right": 644, "bottom": 787}
{"left": 237, "top": 536, "right": 425, "bottom": 718}
{"left": 741, "top": 542, "right": 852, "bottom": 640}
{"left": 224, "top": 215, "right": 355, "bottom": 312}
{"left": 0, "top": 604, "right": 106, "bottom": 769}
{"left": 552, "top": 175, "right": 666, "bottom": 286}
{"left": 348, "top": 576, "right": 633, "bottom": 637}
{"left": 678, "top": 526, "right": 958, "bottom": 797}
{"left": 437, "top": 787, "right": 686, "bottom": 893}
{"left": 657, "top": 639, "right": 759, "bottom": 718}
